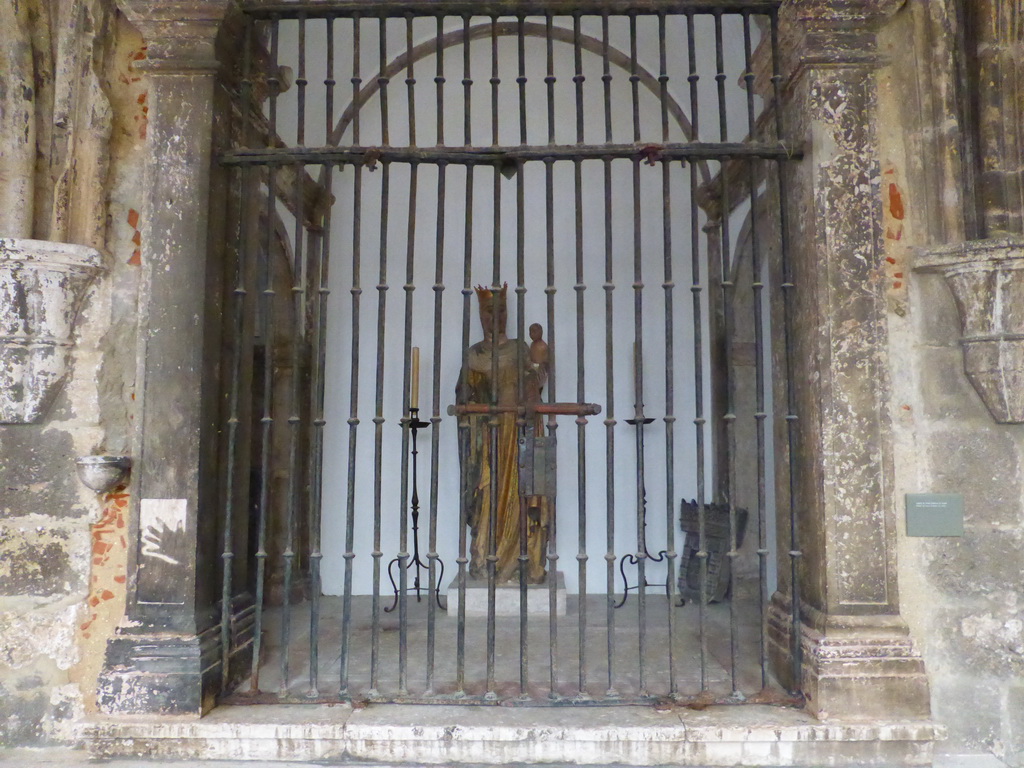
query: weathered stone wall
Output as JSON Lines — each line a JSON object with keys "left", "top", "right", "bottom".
{"left": 879, "top": 1, "right": 1024, "bottom": 764}
{"left": 0, "top": 1, "right": 145, "bottom": 746}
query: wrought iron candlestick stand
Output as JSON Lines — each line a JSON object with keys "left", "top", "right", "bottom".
{"left": 386, "top": 407, "right": 444, "bottom": 612}
{"left": 616, "top": 347, "right": 669, "bottom": 608}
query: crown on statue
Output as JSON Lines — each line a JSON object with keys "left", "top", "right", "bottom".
{"left": 475, "top": 283, "right": 508, "bottom": 309}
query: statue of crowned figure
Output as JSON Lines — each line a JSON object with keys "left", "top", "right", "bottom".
{"left": 455, "top": 284, "right": 551, "bottom": 584}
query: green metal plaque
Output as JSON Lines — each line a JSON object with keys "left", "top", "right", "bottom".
{"left": 905, "top": 493, "right": 964, "bottom": 537}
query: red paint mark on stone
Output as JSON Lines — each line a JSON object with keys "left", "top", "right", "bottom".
{"left": 114, "top": 575, "right": 126, "bottom": 584}
{"left": 129, "top": 250, "right": 141, "bottom": 266}
{"left": 893, "top": 281, "right": 903, "bottom": 289}
{"left": 886, "top": 256, "right": 897, "bottom": 265}
{"left": 888, "top": 183, "right": 904, "bottom": 220}
{"left": 127, "top": 209, "right": 140, "bottom": 229}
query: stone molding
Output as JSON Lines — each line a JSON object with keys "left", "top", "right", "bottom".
{"left": 0, "top": 238, "right": 104, "bottom": 424}
{"left": 773, "top": 0, "right": 905, "bottom": 89}
{"left": 116, "top": 0, "right": 231, "bottom": 72}
{"left": 916, "top": 237, "right": 1024, "bottom": 423}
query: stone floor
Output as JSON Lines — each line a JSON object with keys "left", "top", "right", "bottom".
{"left": 245, "top": 586, "right": 768, "bottom": 701}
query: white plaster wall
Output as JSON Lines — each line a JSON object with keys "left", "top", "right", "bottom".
{"left": 271, "top": 14, "right": 766, "bottom": 595}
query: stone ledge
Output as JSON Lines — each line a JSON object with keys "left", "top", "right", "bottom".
{"left": 81, "top": 703, "right": 944, "bottom": 766}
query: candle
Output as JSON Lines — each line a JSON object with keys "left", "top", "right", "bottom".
{"left": 411, "top": 346, "right": 420, "bottom": 410}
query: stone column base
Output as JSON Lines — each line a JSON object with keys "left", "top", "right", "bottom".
{"left": 97, "top": 626, "right": 221, "bottom": 716}
{"left": 768, "top": 596, "right": 931, "bottom": 721}
{"left": 97, "top": 594, "right": 256, "bottom": 715}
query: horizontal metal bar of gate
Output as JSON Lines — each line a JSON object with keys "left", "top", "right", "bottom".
{"left": 243, "top": 0, "right": 781, "bottom": 20}
{"left": 220, "top": 141, "right": 800, "bottom": 167}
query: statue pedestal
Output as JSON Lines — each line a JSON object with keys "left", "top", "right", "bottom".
{"left": 452, "top": 572, "right": 567, "bottom": 617}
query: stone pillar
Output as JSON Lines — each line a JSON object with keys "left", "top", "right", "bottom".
{"left": 764, "top": 0, "right": 932, "bottom": 721}
{"left": 970, "top": 0, "right": 1023, "bottom": 237}
{"left": 97, "top": 0, "right": 230, "bottom": 715}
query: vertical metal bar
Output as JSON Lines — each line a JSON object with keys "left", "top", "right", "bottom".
{"left": 297, "top": 12, "right": 308, "bottom": 145}
{"left": 628, "top": 11, "right": 647, "bottom": 697}
{"left": 770, "top": 7, "right": 803, "bottom": 693}
{"left": 305, "top": 14, "right": 336, "bottom": 697}
{"left": 394, "top": 13, "right": 419, "bottom": 698}
{"left": 219, "top": 13, "right": 253, "bottom": 692}
{"left": 573, "top": 13, "right": 585, "bottom": 144}
{"left": 370, "top": 157, "right": 391, "bottom": 696}
{"left": 515, "top": 14, "right": 529, "bottom": 699}
{"left": 543, "top": 14, "right": 559, "bottom": 699}
{"left": 425, "top": 13, "right": 446, "bottom": 695}
{"left": 490, "top": 16, "right": 499, "bottom": 147}
{"left": 436, "top": 15, "right": 446, "bottom": 147}
{"left": 657, "top": 11, "right": 678, "bottom": 699}
{"left": 516, "top": 172, "right": 529, "bottom": 697}
{"left": 545, "top": 13, "right": 555, "bottom": 146}
{"left": 250, "top": 15, "right": 280, "bottom": 693}
{"left": 572, "top": 12, "right": 589, "bottom": 698}
{"left": 713, "top": 8, "right": 740, "bottom": 697}
{"left": 684, "top": 9, "right": 709, "bottom": 693}
{"left": 369, "top": 12, "right": 391, "bottom": 696}
{"left": 463, "top": 13, "right": 473, "bottom": 148}
{"left": 379, "top": 13, "right": 391, "bottom": 146}
{"left": 600, "top": 10, "right": 617, "bottom": 699}
{"left": 340, "top": 12, "right": 362, "bottom": 697}
{"left": 325, "top": 15, "right": 336, "bottom": 144}
{"left": 485, "top": 16, "right": 502, "bottom": 696}
{"left": 517, "top": 16, "right": 527, "bottom": 147}
{"left": 427, "top": 165, "right": 445, "bottom": 693}
{"left": 306, "top": 162, "right": 332, "bottom": 698}
{"left": 406, "top": 14, "right": 417, "bottom": 147}
{"left": 279, "top": 10, "right": 309, "bottom": 696}
{"left": 278, "top": 10, "right": 307, "bottom": 698}
{"left": 742, "top": 10, "right": 769, "bottom": 692}
{"left": 486, "top": 156, "right": 501, "bottom": 699}
{"left": 280, "top": 160, "right": 307, "bottom": 697}
{"left": 455, "top": 13, "right": 473, "bottom": 694}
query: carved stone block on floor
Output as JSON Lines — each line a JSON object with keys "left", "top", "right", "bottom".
{"left": 451, "top": 571, "right": 566, "bottom": 617}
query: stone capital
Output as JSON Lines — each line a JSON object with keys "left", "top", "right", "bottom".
{"left": 116, "top": 0, "right": 231, "bottom": 72}
{"left": 775, "top": 0, "right": 906, "bottom": 82}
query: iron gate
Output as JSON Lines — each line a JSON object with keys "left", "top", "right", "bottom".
{"left": 215, "top": 0, "right": 802, "bottom": 706}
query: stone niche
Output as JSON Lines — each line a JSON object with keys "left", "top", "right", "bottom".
{"left": 0, "top": 238, "right": 104, "bottom": 424}
{"left": 916, "top": 238, "right": 1024, "bottom": 423}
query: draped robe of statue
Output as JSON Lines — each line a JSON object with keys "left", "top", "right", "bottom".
{"left": 456, "top": 285, "right": 549, "bottom": 584}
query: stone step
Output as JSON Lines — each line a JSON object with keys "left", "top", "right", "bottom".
{"left": 80, "top": 703, "right": 942, "bottom": 766}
